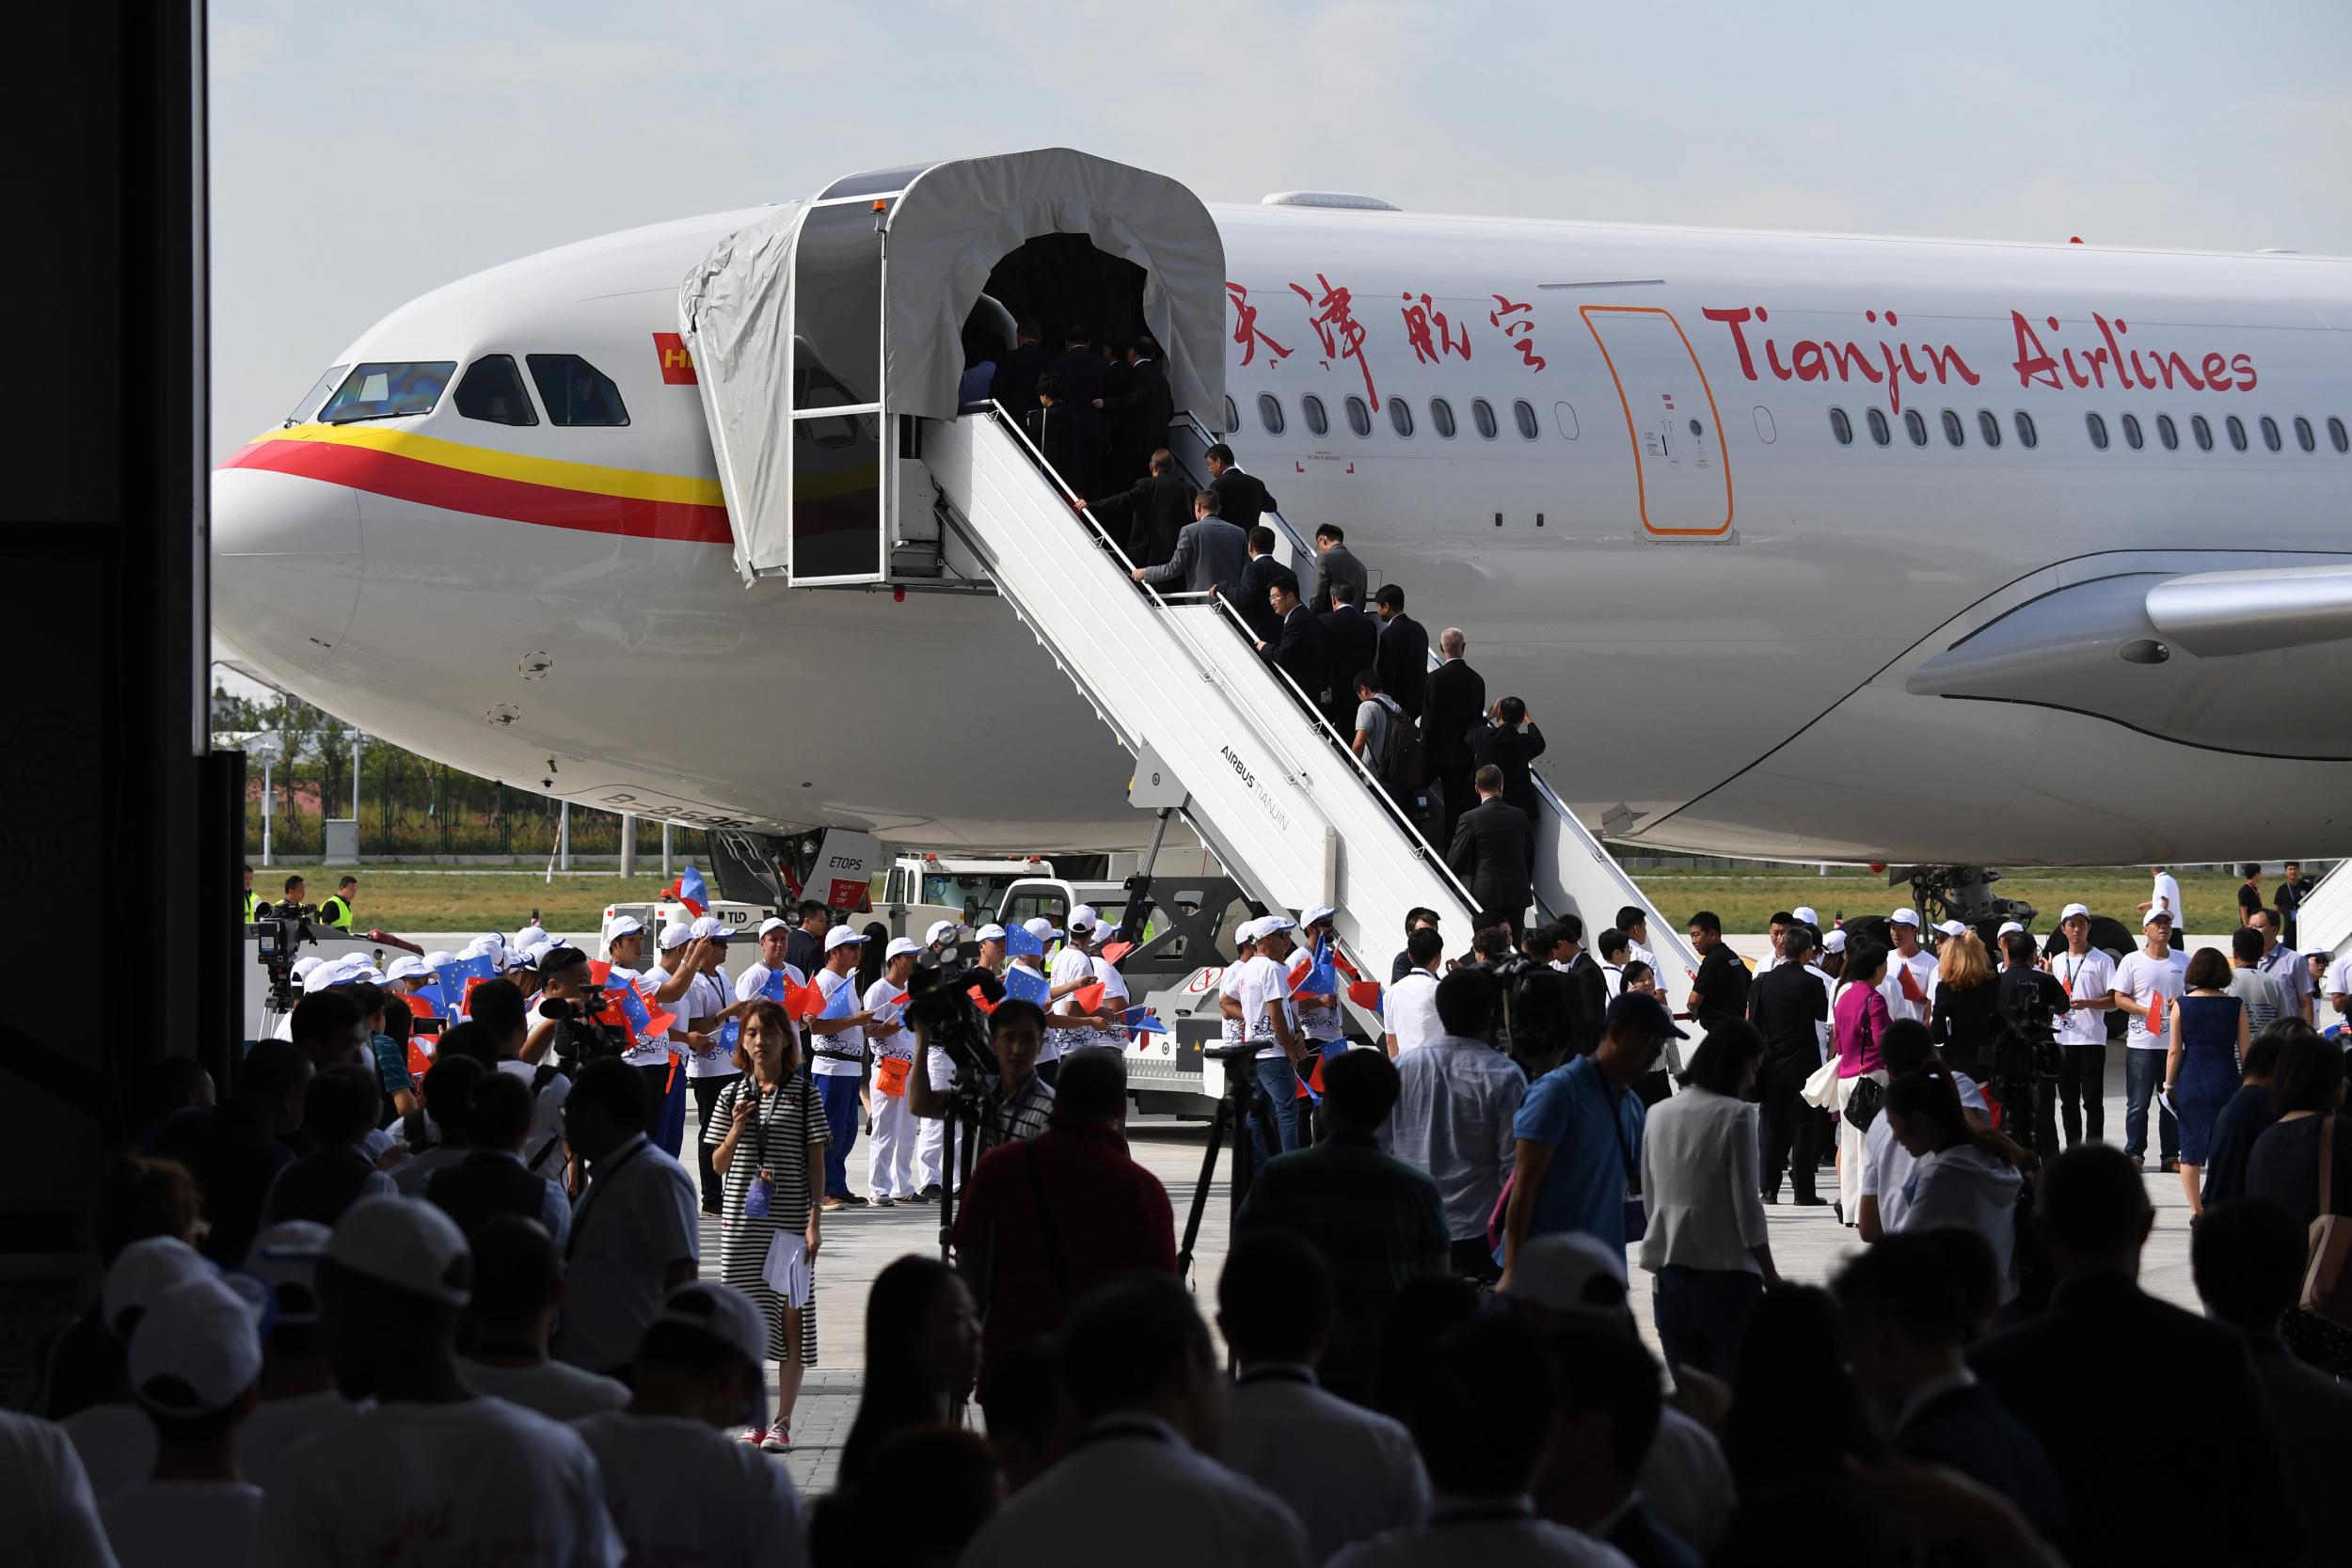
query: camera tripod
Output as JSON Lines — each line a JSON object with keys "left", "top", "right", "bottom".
{"left": 1177, "top": 1044, "right": 1287, "bottom": 1284}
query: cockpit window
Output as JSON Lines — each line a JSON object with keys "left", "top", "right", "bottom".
{"left": 526, "top": 354, "right": 630, "bottom": 427}
{"left": 453, "top": 355, "right": 539, "bottom": 426}
{"left": 318, "top": 361, "right": 453, "bottom": 423}
{"left": 286, "top": 364, "right": 348, "bottom": 424}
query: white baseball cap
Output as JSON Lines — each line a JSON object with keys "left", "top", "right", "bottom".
{"left": 103, "top": 1237, "right": 217, "bottom": 1338}
{"left": 649, "top": 1280, "right": 771, "bottom": 1430}
{"left": 519, "top": 940, "right": 554, "bottom": 966}
{"left": 385, "top": 956, "right": 430, "bottom": 982}
{"left": 2060, "top": 903, "right": 2091, "bottom": 922}
{"left": 756, "top": 917, "right": 791, "bottom": 938}
{"left": 291, "top": 956, "right": 324, "bottom": 981}
{"left": 690, "top": 916, "right": 729, "bottom": 942}
{"left": 1253, "top": 916, "right": 1297, "bottom": 941}
{"left": 1300, "top": 906, "right": 1337, "bottom": 931}
{"left": 604, "top": 915, "right": 646, "bottom": 942}
{"left": 975, "top": 924, "right": 1008, "bottom": 944}
{"left": 1889, "top": 908, "right": 1921, "bottom": 928}
{"left": 1023, "top": 917, "right": 1062, "bottom": 941}
{"left": 302, "top": 960, "right": 355, "bottom": 994}
{"left": 658, "top": 922, "right": 695, "bottom": 951}
{"left": 885, "top": 937, "right": 923, "bottom": 959}
{"left": 1821, "top": 929, "right": 1849, "bottom": 954}
{"left": 327, "top": 1196, "right": 472, "bottom": 1307}
{"left": 127, "top": 1275, "right": 264, "bottom": 1418}
{"left": 1500, "top": 1232, "right": 1629, "bottom": 1312}
{"left": 824, "top": 926, "right": 867, "bottom": 952}
{"left": 245, "top": 1220, "right": 331, "bottom": 1326}
{"left": 925, "top": 920, "right": 958, "bottom": 945}
{"left": 512, "top": 924, "right": 548, "bottom": 949}
{"left": 1792, "top": 906, "right": 1820, "bottom": 927}
{"left": 355, "top": 965, "right": 389, "bottom": 985}
{"left": 1997, "top": 920, "right": 2026, "bottom": 937}
{"left": 1068, "top": 905, "right": 1102, "bottom": 932}
{"left": 2143, "top": 909, "right": 2174, "bottom": 928}
{"left": 421, "top": 950, "right": 455, "bottom": 970}
{"left": 1937, "top": 920, "right": 1969, "bottom": 939}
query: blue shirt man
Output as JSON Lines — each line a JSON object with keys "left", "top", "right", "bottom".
{"left": 1499, "top": 991, "right": 1683, "bottom": 1275}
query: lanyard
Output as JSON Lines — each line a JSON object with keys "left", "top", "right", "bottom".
{"left": 566, "top": 1139, "right": 650, "bottom": 1259}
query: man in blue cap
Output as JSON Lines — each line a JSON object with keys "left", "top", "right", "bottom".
{"left": 1498, "top": 991, "right": 1685, "bottom": 1288}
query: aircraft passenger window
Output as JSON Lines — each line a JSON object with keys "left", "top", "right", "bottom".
{"left": 2227, "top": 415, "right": 2248, "bottom": 451}
{"left": 318, "top": 360, "right": 458, "bottom": 424}
{"left": 454, "top": 355, "right": 539, "bottom": 426}
{"left": 1867, "top": 408, "right": 1891, "bottom": 447}
{"left": 1977, "top": 409, "right": 2001, "bottom": 449}
{"left": 1829, "top": 408, "right": 1852, "bottom": 446}
{"left": 1904, "top": 409, "right": 1929, "bottom": 448}
{"left": 2086, "top": 412, "right": 2108, "bottom": 450}
{"left": 2330, "top": 417, "right": 2349, "bottom": 453}
{"left": 1302, "top": 395, "right": 1328, "bottom": 438}
{"left": 2121, "top": 413, "right": 2143, "bottom": 451}
{"left": 1223, "top": 396, "right": 1240, "bottom": 434}
{"left": 1257, "top": 393, "right": 1286, "bottom": 436}
{"left": 2155, "top": 414, "right": 2178, "bottom": 451}
{"left": 1471, "top": 398, "right": 1499, "bottom": 439}
{"left": 525, "top": 355, "right": 628, "bottom": 426}
{"left": 2295, "top": 416, "right": 2316, "bottom": 452}
{"left": 2260, "top": 416, "right": 2282, "bottom": 452}
{"left": 2013, "top": 411, "right": 2037, "bottom": 449}
{"left": 1513, "top": 400, "right": 1539, "bottom": 440}
{"left": 1345, "top": 396, "right": 1373, "bottom": 437}
{"left": 285, "top": 363, "right": 349, "bottom": 424}
{"left": 1390, "top": 399, "right": 1415, "bottom": 438}
{"left": 1941, "top": 409, "right": 1965, "bottom": 448}
{"left": 1430, "top": 398, "right": 1456, "bottom": 438}
{"left": 2191, "top": 415, "right": 2213, "bottom": 451}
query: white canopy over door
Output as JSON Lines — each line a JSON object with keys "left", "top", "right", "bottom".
{"left": 678, "top": 148, "right": 1228, "bottom": 586}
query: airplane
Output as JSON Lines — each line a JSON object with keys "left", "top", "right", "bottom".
{"left": 214, "top": 148, "right": 2352, "bottom": 915}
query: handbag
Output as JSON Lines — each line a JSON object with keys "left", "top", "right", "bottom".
{"left": 2302, "top": 1115, "right": 2352, "bottom": 1327}
{"left": 1842, "top": 1074, "right": 1885, "bottom": 1132}
{"left": 1801, "top": 1054, "right": 1841, "bottom": 1111}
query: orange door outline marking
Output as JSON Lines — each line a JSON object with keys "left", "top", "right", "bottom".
{"left": 1580, "top": 304, "right": 1736, "bottom": 537}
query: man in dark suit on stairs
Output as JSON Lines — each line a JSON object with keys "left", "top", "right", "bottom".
{"left": 1089, "top": 448, "right": 1193, "bottom": 569}
{"left": 1446, "top": 767, "right": 1533, "bottom": 939}
{"left": 1205, "top": 442, "right": 1278, "bottom": 531}
{"left": 1422, "top": 626, "right": 1486, "bottom": 847}
{"left": 1316, "top": 580, "right": 1379, "bottom": 730}
{"left": 1257, "top": 572, "right": 1327, "bottom": 717}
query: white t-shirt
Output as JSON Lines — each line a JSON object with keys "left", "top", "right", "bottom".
{"left": 260, "top": 1397, "right": 623, "bottom": 1568}
{"left": 1235, "top": 954, "right": 1297, "bottom": 1062}
{"left": 389, "top": 1144, "right": 468, "bottom": 1196}
{"left": 495, "top": 1058, "right": 572, "bottom": 1180}
{"left": 557, "top": 1133, "right": 701, "bottom": 1375}
{"left": 2150, "top": 872, "right": 2183, "bottom": 922}
{"left": 864, "top": 977, "right": 917, "bottom": 1078}
{"left": 615, "top": 965, "right": 676, "bottom": 1069}
{"left": 1046, "top": 945, "right": 1103, "bottom": 1056}
{"left": 734, "top": 961, "right": 808, "bottom": 1004}
{"left": 1384, "top": 971, "right": 1441, "bottom": 1056}
{"left": 461, "top": 1359, "right": 629, "bottom": 1423}
{"left": 1862, "top": 1069, "right": 1991, "bottom": 1230}
{"left": 1881, "top": 947, "right": 1938, "bottom": 1024}
{"left": 61, "top": 1402, "right": 152, "bottom": 1501}
{"left": 2049, "top": 947, "right": 2118, "bottom": 1046}
{"left": 1597, "top": 961, "right": 1626, "bottom": 999}
{"left": 809, "top": 970, "right": 866, "bottom": 1078}
{"left": 1295, "top": 949, "right": 1343, "bottom": 1045}
{"left": 1089, "top": 955, "right": 1134, "bottom": 1051}
{"left": 240, "top": 1388, "right": 366, "bottom": 1495}
{"left": 2112, "top": 948, "right": 2186, "bottom": 1051}
{"left": 685, "top": 971, "right": 738, "bottom": 1078}
{"left": 571, "top": 1411, "right": 806, "bottom": 1568}
{"left": 103, "top": 1479, "right": 262, "bottom": 1568}
{"left": 2329, "top": 955, "right": 2352, "bottom": 1014}
{"left": 1217, "top": 963, "right": 1248, "bottom": 1048}
{"left": 0, "top": 1409, "right": 118, "bottom": 1568}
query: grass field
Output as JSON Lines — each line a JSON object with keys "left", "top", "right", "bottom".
{"left": 269, "top": 863, "right": 2261, "bottom": 939}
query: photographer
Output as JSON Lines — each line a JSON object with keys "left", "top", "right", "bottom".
{"left": 1994, "top": 929, "right": 2069, "bottom": 1162}
{"left": 907, "top": 993, "right": 1057, "bottom": 1163}
{"left": 520, "top": 945, "right": 629, "bottom": 1075}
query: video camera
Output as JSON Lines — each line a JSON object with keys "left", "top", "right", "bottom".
{"left": 905, "top": 965, "right": 1005, "bottom": 1100}
{"left": 1981, "top": 966, "right": 2067, "bottom": 1154}
{"left": 535, "top": 990, "right": 632, "bottom": 1070}
{"left": 253, "top": 911, "right": 317, "bottom": 1013}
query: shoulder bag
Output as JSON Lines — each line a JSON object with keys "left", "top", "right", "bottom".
{"left": 2302, "top": 1114, "right": 2352, "bottom": 1327}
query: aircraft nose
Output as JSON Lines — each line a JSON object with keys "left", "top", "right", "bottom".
{"left": 211, "top": 464, "right": 364, "bottom": 673}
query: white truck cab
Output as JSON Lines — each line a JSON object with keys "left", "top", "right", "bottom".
{"left": 876, "top": 854, "right": 1054, "bottom": 941}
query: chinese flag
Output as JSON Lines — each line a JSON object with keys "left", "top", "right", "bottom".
{"left": 1073, "top": 981, "right": 1107, "bottom": 1014}
{"left": 1101, "top": 941, "right": 1134, "bottom": 965}
{"left": 1899, "top": 965, "right": 1929, "bottom": 1005}
{"left": 2148, "top": 992, "right": 2168, "bottom": 1036}
{"left": 404, "top": 992, "right": 437, "bottom": 1023}
{"left": 405, "top": 1040, "right": 433, "bottom": 1083}
{"left": 784, "top": 977, "right": 828, "bottom": 1022}
{"left": 1346, "top": 979, "right": 1384, "bottom": 1011}
{"left": 965, "top": 984, "right": 997, "bottom": 1016}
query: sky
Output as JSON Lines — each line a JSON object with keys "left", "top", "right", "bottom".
{"left": 208, "top": 0, "right": 2352, "bottom": 461}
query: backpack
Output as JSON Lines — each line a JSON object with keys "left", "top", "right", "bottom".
{"left": 1373, "top": 694, "right": 1422, "bottom": 787}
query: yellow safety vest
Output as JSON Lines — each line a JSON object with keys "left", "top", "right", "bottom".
{"left": 242, "top": 891, "right": 259, "bottom": 921}
{"left": 320, "top": 895, "right": 356, "bottom": 932}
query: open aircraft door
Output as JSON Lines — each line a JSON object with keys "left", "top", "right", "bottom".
{"left": 680, "top": 149, "right": 1228, "bottom": 587}
{"left": 1581, "top": 305, "right": 1735, "bottom": 538}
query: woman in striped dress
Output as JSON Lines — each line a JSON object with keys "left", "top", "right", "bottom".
{"left": 707, "top": 999, "right": 825, "bottom": 1449}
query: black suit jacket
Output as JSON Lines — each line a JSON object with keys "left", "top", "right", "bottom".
{"left": 1376, "top": 613, "right": 1430, "bottom": 720}
{"left": 1469, "top": 720, "right": 1548, "bottom": 812}
{"left": 1446, "top": 799, "right": 1533, "bottom": 917}
{"left": 1564, "top": 949, "right": 1609, "bottom": 1053}
{"left": 1233, "top": 553, "right": 1285, "bottom": 644}
{"left": 1892, "top": 1381, "right": 2069, "bottom": 1548}
{"left": 1969, "top": 1273, "right": 2296, "bottom": 1568}
{"left": 1748, "top": 962, "right": 1829, "bottom": 1081}
{"left": 1267, "top": 604, "right": 1327, "bottom": 703}
{"left": 1090, "top": 472, "right": 1192, "bottom": 567}
{"left": 1422, "top": 658, "right": 1486, "bottom": 772}
{"left": 1024, "top": 404, "right": 1087, "bottom": 487}
{"left": 1212, "top": 467, "right": 1278, "bottom": 531}
{"left": 1046, "top": 347, "right": 1109, "bottom": 422}
{"left": 1317, "top": 604, "right": 1379, "bottom": 697}
{"left": 1103, "top": 356, "right": 1173, "bottom": 459}
{"left": 990, "top": 341, "right": 1047, "bottom": 415}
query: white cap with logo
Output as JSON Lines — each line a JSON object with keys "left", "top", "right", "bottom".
{"left": 824, "top": 926, "right": 868, "bottom": 952}
{"left": 246, "top": 1219, "right": 332, "bottom": 1326}
{"left": 1068, "top": 905, "right": 1102, "bottom": 933}
{"left": 2060, "top": 903, "right": 2091, "bottom": 923}
{"left": 690, "top": 916, "right": 729, "bottom": 942}
{"left": 1821, "top": 929, "right": 1849, "bottom": 954}
{"left": 757, "top": 916, "right": 791, "bottom": 938}
{"left": 1997, "top": 920, "right": 2026, "bottom": 937}
{"left": 1023, "top": 917, "right": 1062, "bottom": 942}
{"left": 604, "top": 914, "right": 646, "bottom": 942}
{"left": 1937, "top": 920, "right": 1969, "bottom": 939}
{"left": 885, "top": 936, "right": 923, "bottom": 960}
{"left": 327, "top": 1196, "right": 472, "bottom": 1307}
{"left": 103, "top": 1236, "right": 217, "bottom": 1338}
{"left": 1889, "top": 908, "right": 1921, "bottom": 929}
{"left": 1300, "top": 906, "right": 1337, "bottom": 931}
{"left": 925, "top": 920, "right": 958, "bottom": 946}
{"left": 127, "top": 1275, "right": 265, "bottom": 1418}
{"left": 975, "top": 924, "right": 1008, "bottom": 944}
{"left": 1792, "top": 906, "right": 1820, "bottom": 927}
{"left": 658, "top": 923, "right": 695, "bottom": 951}
{"left": 385, "top": 955, "right": 431, "bottom": 982}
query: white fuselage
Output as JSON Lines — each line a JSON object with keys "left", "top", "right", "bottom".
{"left": 214, "top": 198, "right": 2352, "bottom": 864}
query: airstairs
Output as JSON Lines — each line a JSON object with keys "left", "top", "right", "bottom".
{"left": 924, "top": 406, "right": 1699, "bottom": 1015}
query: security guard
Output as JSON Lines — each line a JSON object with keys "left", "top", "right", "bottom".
{"left": 273, "top": 874, "right": 308, "bottom": 917}
{"left": 318, "top": 875, "right": 359, "bottom": 932}
{"left": 241, "top": 863, "right": 259, "bottom": 922}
